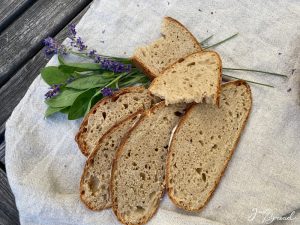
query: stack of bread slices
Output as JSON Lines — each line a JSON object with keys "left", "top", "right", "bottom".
{"left": 76, "top": 17, "right": 252, "bottom": 225}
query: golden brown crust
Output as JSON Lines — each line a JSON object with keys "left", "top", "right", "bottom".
{"left": 166, "top": 80, "right": 252, "bottom": 211}
{"left": 132, "top": 16, "right": 202, "bottom": 79}
{"left": 75, "top": 86, "right": 147, "bottom": 157}
{"left": 79, "top": 110, "right": 144, "bottom": 211}
{"left": 149, "top": 50, "right": 222, "bottom": 106}
{"left": 110, "top": 102, "right": 169, "bottom": 225}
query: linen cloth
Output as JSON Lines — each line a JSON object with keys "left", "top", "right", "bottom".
{"left": 5, "top": 0, "right": 300, "bottom": 224}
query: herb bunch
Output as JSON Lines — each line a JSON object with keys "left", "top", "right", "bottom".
{"left": 41, "top": 25, "right": 287, "bottom": 120}
{"left": 42, "top": 24, "right": 149, "bottom": 120}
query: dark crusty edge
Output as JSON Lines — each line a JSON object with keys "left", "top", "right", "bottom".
{"left": 166, "top": 80, "right": 252, "bottom": 212}
{"left": 75, "top": 86, "right": 148, "bottom": 157}
{"left": 111, "top": 102, "right": 173, "bottom": 225}
{"left": 131, "top": 16, "right": 202, "bottom": 80}
{"left": 79, "top": 110, "right": 143, "bottom": 211}
{"left": 149, "top": 50, "right": 222, "bottom": 106}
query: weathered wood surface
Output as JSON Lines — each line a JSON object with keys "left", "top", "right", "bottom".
{"left": 0, "top": 1, "right": 92, "bottom": 224}
{"left": 0, "top": 3, "right": 91, "bottom": 166}
{"left": 0, "top": 0, "right": 36, "bottom": 32}
{"left": 0, "top": 0, "right": 92, "bottom": 86}
{"left": 0, "top": 169, "right": 20, "bottom": 225}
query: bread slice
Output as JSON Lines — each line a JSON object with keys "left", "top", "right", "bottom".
{"left": 132, "top": 17, "right": 202, "bottom": 79}
{"left": 80, "top": 112, "right": 142, "bottom": 210}
{"left": 149, "top": 51, "right": 222, "bottom": 105}
{"left": 166, "top": 80, "right": 252, "bottom": 211}
{"left": 76, "top": 86, "right": 157, "bottom": 156}
{"left": 111, "top": 102, "right": 187, "bottom": 225}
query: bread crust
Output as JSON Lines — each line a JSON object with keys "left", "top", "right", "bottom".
{"left": 166, "top": 80, "right": 252, "bottom": 211}
{"left": 149, "top": 50, "right": 222, "bottom": 106}
{"left": 110, "top": 102, "right": 170, "bottom": 225}
{"left": 79, "top": 111, "right": 143, "bottom": 211}
{"left": 132, "top": 16, "right": 202, "bottom": 80}
{"left": 75, "top": 86, "right": 147, "bottom": 157}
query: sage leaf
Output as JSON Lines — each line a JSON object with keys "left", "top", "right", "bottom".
{"left": 68, "top": 88, "right": 97, "bottom": 120}
{"left": 41, "top": 66, "right": 71, "bottom": 85}
{"left": 58, "top": 62, "right": 101, "bottom": 73}
{"left": 66, "top": 75, "right": 109, "bottom": 89}
{"left": 86, "top": 92, "right": 102, "bottom": 115}
{"left": 45, "top": 88, "right": 85, "bottom": 108}
{"left": 45, "top": 106, "right": 66, "bottom": 117}
{"left": 58, "top": 55, "right": 65, "bottom": 65}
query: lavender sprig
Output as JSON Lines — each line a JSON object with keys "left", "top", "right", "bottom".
{"left": 45, "top": 84, "right": 62, "bottom": 98}
{"left": 43, "top": 37, "right": 67, "bottom": 57}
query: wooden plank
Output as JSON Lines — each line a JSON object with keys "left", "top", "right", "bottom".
{"left": 0, "top": 142, "right": 5, "bottom": 164}
{"left": 0, "top": 169, "right": 20, "bottom": 225}
{"left": 0, "top": 2, "right": 92, "bottom": 164}
{"left": 0, "top": 0, "right": 36, "bottom": 32}
{"left": 0, "top": 0, "right": 92, "bottom": 86}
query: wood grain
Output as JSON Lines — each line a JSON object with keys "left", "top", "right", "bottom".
{"left": 0, "top": 0, "right": 92, "bottom": 86}
{"left": 0, "top": 0, "right": 36, "bottom": 32}
{"left": 0, "top": 142, "right": 5, "bottom": 164}
{"left": 0, "top": 3, "right": 91, "bottom": 130}
{"left": 0, "top": 169, "right": 20, "bottom": 225}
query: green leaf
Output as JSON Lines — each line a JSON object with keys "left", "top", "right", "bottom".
{"left": 86, "top": 92, "right": 103, "bottom": 114}
{"left": 45, "top": 88, "right": 85, "bottom": 108}
{"left": 41, "top": 66, "right": 71, "bottom": 85}
{"left": 60, "top": 107, "right": 70, "bottom": 114}
{"left": 58, "top": 55, "right": 65, "bottom": 65}
{"left": 58, "top": 62, "right": 101, "bottom": 73}
{"left": 68, "top": 89, "right": 97, "bottom": 120}
{"left": 66, "top": 75, "right": 110, "bottom": 89}
{"left": 45, "top": 106, "right": 65, "bottom": 117}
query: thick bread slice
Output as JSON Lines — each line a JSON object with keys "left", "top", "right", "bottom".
{"left": 111, "top": 102, "right": 187, "bottom": 225}
{"left": 132, "top": 17, "right": 202, "bottom": 79}
{"left": 149, "top": 51, "right": 222, "bottom": 105}
{"left": 80, "top": 112, "right": 142, "bottom": 210}
{"left": 166, "top": 80, "right": 252, "bottom": 211}
{"left": 76, "top": 86, "right": 157, "bottom": 156}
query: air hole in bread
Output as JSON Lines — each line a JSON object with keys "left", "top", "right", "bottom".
{"left": 173, "top": 163, "right": 177, "bottom": 168}
{"left": 190, "top": 139, "right": 193, "bottom": 143}
{"left": 155, "top": 148, "right": 158, "bottom": 152}
{"left": 140, "top": 173, "right": 146, "bottom": 180}
{"left": 92, "top": 109, "right": 97, "bottom": 114}
{"left": 187, "top": 62, "right": 195, "bottom": 67}
{"left": 132, "top": 162, "right": 137, "bottom": 166}
{"left": 212, "top": 144, "right": 217, "bottom": 149}
{"left": 88, "top": 175, "right": 100, "bottom": 195}
{"left": 81, "top": 190, "right": 85, "bottom": 195}
{"left": 164, "top": 145, "right": 168, "bottom": 149}
{"left": 229, "top": 111, "right": 233, "bottom": 116}
{"left": 178, "top": 58, "right": 184, "bottom": 63}
{"left": 172, "top": 70, "right": 176, "bottom": 73}
{"left": 196, "top": 168, "right": 202, "bottom": 174}
{"left": 83, "top": 128, "right": 87, "bottom": 133}
{"left": 136, "top": 206, "right": 145, "bottom": 214}
{"left": 102, "top": 112, "right": 106, "bottom": 119}
{"left": 174, "top": 111, "right": 183, "bottom": 117}
{"left": 202, "top": 173, "right": 206, "bottom": 182}
{"left": 199, "top": 140, "right": 204, "bottom": 146}
{"left": 123, "top": 103, "right": 128, "bottom": 109}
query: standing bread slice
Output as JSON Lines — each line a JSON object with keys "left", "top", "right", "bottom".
{"left": 111, "top": 102, "right": 187, "bottom": 225}
{"left": 80, "top": 111, "right": 142, "bottom": 210}
{"left": 133, "top": 17, "right": 202, "bottom": 79}
{"left": 149, "top": 51, "right": 222, "bottom": 105}
{"left": 166, "top": 80, "right": 252, "bottom": 211}
{"left": 76, "top": 86, "right": 157, "bottom": 156}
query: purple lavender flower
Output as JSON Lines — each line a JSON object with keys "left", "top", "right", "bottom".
{"left": 101, "top": 87, "right": 114, "bottom": 96}
{"left": 88, "top": 50, "right": 97, "bottom": 57}
{"left": 100, "top": 58, "right": 131, "bottom": 73}
{"left": 43, "top": 37, "right": 59, "bottom": 57}
{"left": 45, "top": 84, "right": 61, "bottom": 99}
{"left": 68, "top": 24, "right": 77, "bottom": 37}
{"left": 43, "top": 37, "right": 66, "bottom": 57}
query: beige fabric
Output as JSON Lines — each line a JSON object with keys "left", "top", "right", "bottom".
{"left": 5, "top": 0, "right": 300, "bottom": 224}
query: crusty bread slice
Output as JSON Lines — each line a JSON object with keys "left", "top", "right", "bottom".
{"left": 76, "top": 86, "right": 157, "bottom": 156}
{"left": 166, "top": 80, "right": 252, "bottom": 211}
{"left": 111, "top": 102, "right": 187, "bottom": 225}
{"left": 80, "top": 112, "right": 142, "bottom": 210}
{"left": 149, "top": 51, "right": 222, "bottom": 105}
{"left": 132, "top": 17, "right": 202, "bottom": 79}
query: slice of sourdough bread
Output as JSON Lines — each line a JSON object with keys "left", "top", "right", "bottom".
{"left": 166, "top": 80, "right": 252, "bottom": 211}
{"left": 132, "top": 17, "right": 202, "bottom": 79}
{"left": 111, "top": 102, "right": 187, "bottom": 225}
{"left": 149, "top": 51, "right": 222, "bottom": 105}
{"left": 80, "top": 112, "right": 142, "bottom": 210}
{"left": 76, "top": 86, "right": 157, "bottom": 157}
